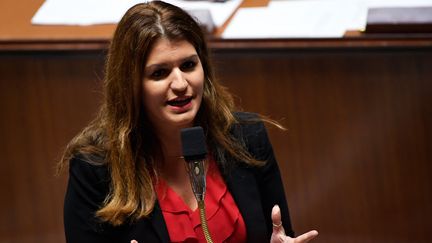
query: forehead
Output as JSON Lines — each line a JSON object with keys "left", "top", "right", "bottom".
{"left": 146, "top": 38, "right": 197, "bottom": 66}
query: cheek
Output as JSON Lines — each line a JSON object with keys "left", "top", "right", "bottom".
{"left": 142, "top": 82, "right": 163, "bottom": 108}
{"left": 193, "top": 81, "right": 204, "bottom": 102}
{"left": 193, "top": 69, "right": 205, "bottom": 96}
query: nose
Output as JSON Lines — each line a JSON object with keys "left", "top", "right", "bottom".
{"left": 170, "top": 68, "right": 188, "bottom": 92}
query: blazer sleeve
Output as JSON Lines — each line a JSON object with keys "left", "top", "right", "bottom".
{"left": 64, "top": 156, "right": 121, "bottom": 243}
{"left": 237, "top": 112, "right": 295, "bottom": 237}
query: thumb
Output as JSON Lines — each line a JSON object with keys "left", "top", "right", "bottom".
{"left": 271, "top": 205, "right": 285, "bottom": 235}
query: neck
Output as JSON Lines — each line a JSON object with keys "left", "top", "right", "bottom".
{"left": 152, "top": 125, "right": 186, "bottom": 177}
{"left": 151, "top": 120, "right": 200, "bottom": 179}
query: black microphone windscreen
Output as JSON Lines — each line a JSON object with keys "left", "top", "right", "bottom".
{"left": 181, "top": 126, "right": 207, "bottom": 162}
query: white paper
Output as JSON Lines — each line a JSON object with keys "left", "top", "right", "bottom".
{"left": 164, "top": 0, "right": 242, "bottom": 27}
{"left": 32, "top": 0, "right": 142, "bottom": 26}
{"left": 223, "top": 1, "right": 355, "bottom": 38}
{"left": 350, "top": 0, "right": 432, "bottom": 31}
{"left": 361, "top": 0, "right": 432, "bottom": 8}
{"left": 31, "top": 0, "right": 242, "bottom": 28}
{"left": 32, "top": 0, "right": 432, "bottom": 38}
{"left": 222, "top": 0, "right": 432, "bottom": 39}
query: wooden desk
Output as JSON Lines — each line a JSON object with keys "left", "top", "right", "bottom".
{"left": 1, "top": 1, "right": 431, "bottom": 243}
{"left": 1, "top": 0, "right": 432, "bottom": 51}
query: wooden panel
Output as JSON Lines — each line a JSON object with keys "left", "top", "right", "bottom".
{"left": 212, "top": 47, "right": 432, "bottom": 242}
{"left": 0, "top": 51, "right": 105, "bottom": 243}
{"left": 0, "top": 47, "right": 431, "bottom": 243}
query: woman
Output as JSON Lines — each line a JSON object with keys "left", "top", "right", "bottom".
{"left": 59, "top": 1, "right": 318, "bottom": 243}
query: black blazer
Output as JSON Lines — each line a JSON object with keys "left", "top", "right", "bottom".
{"left": 64, "top": 112, "right": 294, "bottom": 243}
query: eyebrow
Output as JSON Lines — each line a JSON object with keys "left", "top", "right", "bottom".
{"left": 145, "top": 54, "right": 199, "bottom": 70}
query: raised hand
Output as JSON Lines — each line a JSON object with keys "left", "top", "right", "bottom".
{"left": 270, "top": 205, "right": 318, "bottom": 243}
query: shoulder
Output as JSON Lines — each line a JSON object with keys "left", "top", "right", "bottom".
{"left": 231, "top": 112, "right": 271, "bottom": 161}
{"left": 70, "top": 153, "right": 108, "bottom": 174}
{"left": 233, "top": 111, "right": 259, "bottom": 120}
{"left": 65, "top": 155, "right": 122, "bottom": 242}
{"left": 68, "top": 154, "right": 111, "bottom": 195}
{"left": 232, "top": 111, "right": 265, "bottom": 137}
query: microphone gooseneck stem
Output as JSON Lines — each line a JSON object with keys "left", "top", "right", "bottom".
{"left": 186, "top": 160, "right": 214, "bottom": 243}
{"left": 180, "top": 127, "right": 213, "bottom": 243}
{"left": 198, "top": 200, "right": 214, "bottom": 243}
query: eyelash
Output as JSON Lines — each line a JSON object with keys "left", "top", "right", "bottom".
{"left": 150, "top": 69, "right": 168, "bottom": 79}
{"left": 149, "top": 60, "right": 197, "bottom": 80}
{"left": 180, "top": 60, "right": 196, "bottom": 71}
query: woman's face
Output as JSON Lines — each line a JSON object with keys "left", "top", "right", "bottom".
{"left": 142, "top": 38, "right": 204, "bottom": 131}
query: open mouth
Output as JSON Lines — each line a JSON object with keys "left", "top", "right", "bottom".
{"left": 166, "top": 97, "right": 192, "bottom": 107}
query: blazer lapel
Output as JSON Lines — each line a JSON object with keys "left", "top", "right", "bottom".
{"left": 125, "top": 203, "right": 169, "bottom": 243}
{"left": 149, "top": 203, "right": 170, "bottom": 243}
{"left": 226, "top": 166, "right": 269, "bottom": 243}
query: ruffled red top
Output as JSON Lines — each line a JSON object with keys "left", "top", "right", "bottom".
{"left": 155, "top": 159, "right": 247, "bottom": 243}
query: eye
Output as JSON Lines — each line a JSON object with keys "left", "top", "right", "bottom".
{"left": 180, "top": 60, "right": 197, "bottom": 71}
{"left": 150, "top": 68, "right": 168, "bottom": 80}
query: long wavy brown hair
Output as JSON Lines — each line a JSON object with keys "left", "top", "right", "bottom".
{"left": 58, "top": 1, "right": 267, "bottom": 226}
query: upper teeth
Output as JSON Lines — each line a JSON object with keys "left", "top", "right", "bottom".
{"left": 173, "top": 98, "right": 188, "bottom": 102}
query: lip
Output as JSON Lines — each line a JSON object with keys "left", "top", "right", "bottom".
{"left": 167, "top": 95, "right": 192, "bottom": 103}
{"left": 166, "top": 96, "right": 193, "bottom": 112}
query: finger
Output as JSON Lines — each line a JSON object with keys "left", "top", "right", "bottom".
{"left": 294, "top": 230, "right": 318, "bottom": 243}
{"left": 271, "top": 205, "right": 285, "bottom": 234}
{"left": 131, "top": 240, "right": 138, "bottom": 243}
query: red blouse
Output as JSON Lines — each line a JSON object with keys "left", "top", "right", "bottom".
{"left": 155, "top": 159, "right": 247, "bottom": 243}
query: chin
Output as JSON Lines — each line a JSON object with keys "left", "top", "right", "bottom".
{"left": 166, "top": 113, "right": 197, "bottom": 128}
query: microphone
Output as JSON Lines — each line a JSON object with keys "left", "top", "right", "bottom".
{"left": 180, "top": 126, "right": 207, "bottom": 202}
{"left": 180, "top": 126, "right": 213, "bottom": 243}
